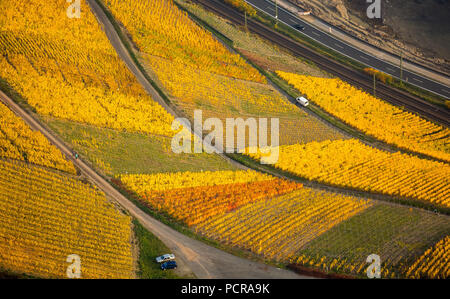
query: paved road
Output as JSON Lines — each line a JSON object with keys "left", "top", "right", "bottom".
{"left": 245, "top": 0, "right": 450, "bottom": 98}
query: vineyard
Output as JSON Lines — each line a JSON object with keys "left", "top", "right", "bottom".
{"left": 104, "top": 0, "right": 264, "bottom": 83}
{"left": 406, "top": 236, "right": 449, "bottom": 279}
{"left": 197, "top": 189, "right": 372, "bottom": 262}
{"left": 297, "top": 205, "right": 450, "bottom": 278}
{"left": 0, "top": 159, "right": 134, "bottom": 278}
{"left": 0, "top": 0, "right": 448, "bottom": 280}
{"left": 0, "top": 102, "right": 75, "bottom": 174}
{"left": 0, "top": 0, "right": 176, "bottom": 137}
{"left": 276, "top": 72, "right": 450, "bottom": 162}
{"left": 246, "top": 139, "right": 450, "bottom": 209}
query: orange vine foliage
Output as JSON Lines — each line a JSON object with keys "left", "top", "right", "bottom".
{"left": 0, "top": 102, "right": 75, "bottom": 174}
{"left": 118, "top": 170, "right": 303, "bottom": 226}
{"left": 406, "top": 236, "right": 449, "bottom": 279}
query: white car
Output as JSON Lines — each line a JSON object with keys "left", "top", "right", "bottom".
{"left": 156, "top": 253, "right": 175, "bottom": 263}
{"left": 296, "top": 96, "right": 309, "bottom": 107}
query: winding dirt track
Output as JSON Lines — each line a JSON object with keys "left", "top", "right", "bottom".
{"left": 0, "top": 0, "right": 305, "bottom": 279}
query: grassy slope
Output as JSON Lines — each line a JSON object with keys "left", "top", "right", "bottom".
{"left": 46, "top": 118, "right": 236, "bottom": 176}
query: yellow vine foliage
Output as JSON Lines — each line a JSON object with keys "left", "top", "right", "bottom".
{"left": 0, "top": 159, "right": 133, "bottom": 278}
{"left": 119, "top": 170, "right": 273, "bottom": 193}
{"left": 246, "top": 139, "right": 450, "bottom": 208}
{"left": 364, "top": 67, "right": 393, "bottom": 84}
{"left": 146, "top": 55, "right": 293, "bottom": 116}
{"left": 276, "top": 71, "right": 450, "bottom": 162}
{"left": 119, "top": 179, "right": 303, "bottom": 226}
{"left": 104, "top": 0, "right": 265, "bottom": 83}
{"left": 0, "top": 0, "right": 175, "bottom": 137}
{"left": 197, "top": 189, "right": 372, "bottom": 261}
{"left": 406, "top": 236, "right": 449, "bottom": 279}
{"left": 0, "top": 102, "right": 75, "bottom": 174}
{"left": 224, "top": 0, "right": 257, "bottom": 17}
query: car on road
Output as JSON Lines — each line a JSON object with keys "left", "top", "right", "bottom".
{"left": 161, "top": 260, "right": 177, "bottom": 270}
{"left": 156, "top": 253, "right": 175, "bottom": 263}
{"left": 296, "top": 96, "right": 309, "bottom": 107}
{"left": 293, "top": 24, "right": 305, "bottom": 31}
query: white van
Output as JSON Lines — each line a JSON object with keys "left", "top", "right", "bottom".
{"left": 296, "top": 96, "right": 309, "bottom": 107}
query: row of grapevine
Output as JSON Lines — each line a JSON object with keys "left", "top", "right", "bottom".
{"left": 0, "top": 0, "right": 176, "bottom": 137}
{"left": 118, "top": 170, "right": 303, "bottom": 226}
{"left": 197, "top": 189, "right": 372, "bottom": 261}
{"left": 0, "top": 159, "right": 134, "bottom": 278}
{"left": 296, "top": 204, "right": 450, "bottom": 278}
{"left": 246, "top": 139, "right": 450, "bottom": 209}
{"left": 277, "top": 71, "right": 450, "bottom": 162}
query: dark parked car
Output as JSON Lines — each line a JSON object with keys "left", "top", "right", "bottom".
{"left": 293, "top": 24, "right": 305, "bottom": 31}
{"left": 161, "top": 260, "right": 177, "bottom": 270}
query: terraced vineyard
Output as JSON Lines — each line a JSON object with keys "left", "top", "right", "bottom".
{"left": 197, "top": 189, "right": 372, "bottom": 261}
{"left": 0, "top": 0, "right": 175, "bottom": 137}
{"left": 118, "top": 170, "right": 303, "bottom": 226}
{"left": 0, "top": 102, "right": 75, "bottom": 174}
{"left": 0, "top": 159, "right": 134, "bottom": 278}
{"left": 277, "top": 72, "right": 450, "bottom": 162}
{"left": 246, "top": 139, "right": 450, "bottom": 210}
{"left": 104, "top": 0, "right": 346, "bottom": 146}
{"left": 0, "top": 0, "right": 448, "bottom": 280}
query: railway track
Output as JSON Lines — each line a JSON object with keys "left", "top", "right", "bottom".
{"left": 194, "top": 0, "right": 450, "bottom": 127}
